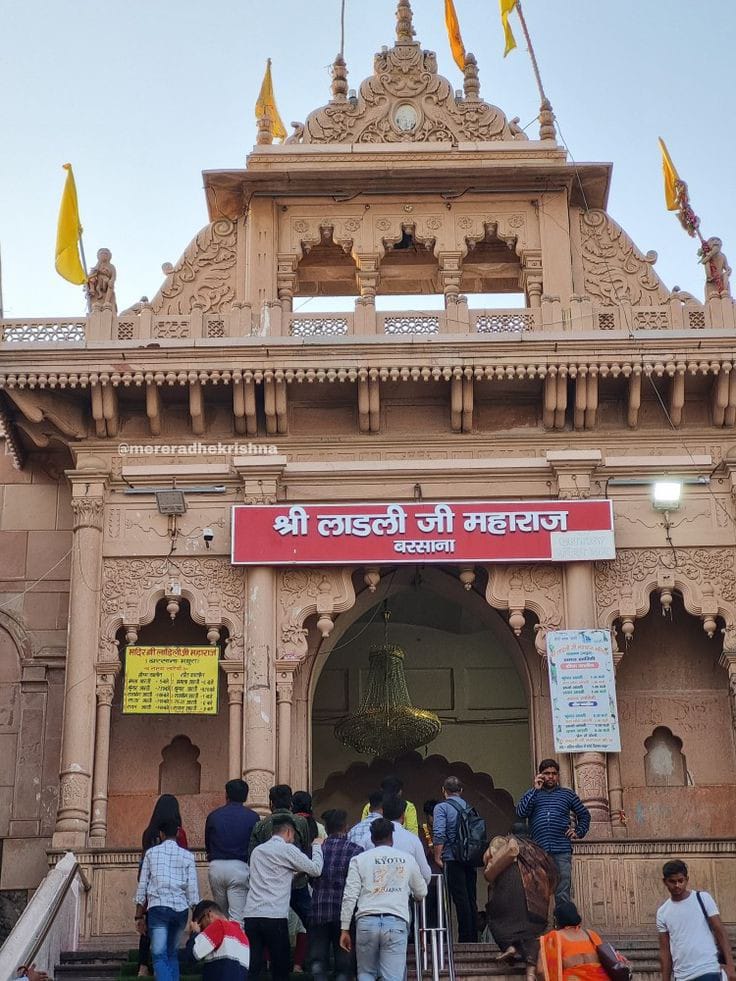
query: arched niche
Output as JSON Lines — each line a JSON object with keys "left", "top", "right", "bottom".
{"left": 105, "top": 597, "right": 229, "bottom": 849}
{"left": 159, "top": 735, "right": 201, "bottom": 795}
{"left": 615, "top": 591, "right": 734, "bottom": 837}
{"left": 644, "top": 727, "right": 687, "bottom": 788}
{"left": 307, "top": 566, "right": 535, "bottom": 812}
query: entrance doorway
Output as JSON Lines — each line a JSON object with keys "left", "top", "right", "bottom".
{"left": 311, "top": 568, "right": 531, "bottom": 833}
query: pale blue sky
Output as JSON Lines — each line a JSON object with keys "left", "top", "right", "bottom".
{"left": 0, "top": 0, "right": 733, "bottom": 317}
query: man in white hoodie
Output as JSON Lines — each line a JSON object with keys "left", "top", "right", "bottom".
{"left": 340, "top": 817, "right": 427, "bottom": 981}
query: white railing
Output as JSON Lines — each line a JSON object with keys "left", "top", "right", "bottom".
{"left": 1, "top": 295, "right": 733, "bottom": 347}
{"left": 0, "top": 319, "right": 86, "bottom": 344}
{"left": 0, "top": 852, "right": 88, "bottom": 979}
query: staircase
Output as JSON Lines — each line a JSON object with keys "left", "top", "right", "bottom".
{"left": 54, "top": 936, "right": 667, "bottom": 981}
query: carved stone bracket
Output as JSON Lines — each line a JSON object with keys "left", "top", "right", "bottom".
{"left": 486, "top": 564, "right": 564, "bottom": 656}
{"left": 593, "top": 547, "right": 736, "bottom": 643}
{"left": 578, "top": 210, "right": 671, "bottom": 307}
{"left": 277, "top": 568, "right": 357, "bottom": 664}
{"left": 144, "top": 220, "right": 238, "bottom": 315}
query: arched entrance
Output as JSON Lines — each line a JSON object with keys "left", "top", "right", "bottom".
{"left": 310, "top": 567, "right": 532, "bottom": 831}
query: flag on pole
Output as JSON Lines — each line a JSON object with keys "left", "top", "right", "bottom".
{"left": 658, "top": 137, "right": 680, "bottom": 212}
{"left": 55, "top": 163, "right": 86, "bottom": 285}
{"left": 255, "top": 59, "right": 287, "bottom": 142}
{"left": 500, "top": 0, "right": 518, "bottom": 57}
{"left": 444, "top": 0, "right": 466, "bottom": 71}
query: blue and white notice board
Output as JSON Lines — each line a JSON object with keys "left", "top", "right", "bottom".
{"left": 546, "top": 629, "right": 621, "bottom": 753}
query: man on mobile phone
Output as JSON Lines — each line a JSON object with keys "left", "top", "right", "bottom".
{"left": 515, "top": 759, "right": 589, "bottom": 903}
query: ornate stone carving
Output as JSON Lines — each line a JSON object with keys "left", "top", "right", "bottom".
{"left": 71, "top": 497, "right": 104, "bottom": 531}
{"left": 277, "top": 568, "right": 356, "bottom": 662}
{"left": 100, "top": 557, "right": 244, "bottom": 650}
{"left": 579, "top": 210, "right": 671, "bottom": 306}
{"left": 486, "top": 564, "right": 564, "bottom": 655}
{"left": 58, "top": 770, "right": 90, "bottom": 812}
{"left": 85, "top": 248, "right": 117, "bottom": 312}
{"left": 291, "top": 17, "right": 518, "bottom": 145}
{"left": 147, "top": 220, "right": 237, "bottom": 315}
{"left": 594, "top": 547, "right": 736, "bottom": 630}
{"left": 699, "top": 236, "right": 732, "bottom": 298}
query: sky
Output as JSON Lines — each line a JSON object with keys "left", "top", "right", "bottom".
{"left": 0, "top": 0, "right": 734, "bottom": 318}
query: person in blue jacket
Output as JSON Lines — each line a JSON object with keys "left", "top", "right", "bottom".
{"left": 515, "top": 759, "right": 590, "bottom": 903}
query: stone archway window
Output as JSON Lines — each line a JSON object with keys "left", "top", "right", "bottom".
{"left": 159, "top": 735, "right": 201, "bottom": 795}
{"left": 644, "top": 726, "right": 688, "bottom": 787}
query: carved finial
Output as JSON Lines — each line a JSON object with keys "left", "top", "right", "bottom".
{"left": 256, "top": 109, "right": 274, "bottom": 145}
{"left": 331, "top": 54, "right": 349, "bottom": 101}
{"left": 463, "top": 52, "right": 480, "bottom": 100}
{"left": 538, "top": 98, "right": 556, "bottom": 141}
{"left": 396, "top": 0, "right": 415, "bottom": 44}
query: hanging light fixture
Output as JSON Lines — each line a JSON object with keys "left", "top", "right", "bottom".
{"left": 334, "top": 605, "right": 442, "bottom": 758}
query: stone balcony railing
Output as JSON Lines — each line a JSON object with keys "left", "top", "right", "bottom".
{"left": 1, "top": 292, "right": 734, "bottom": 348}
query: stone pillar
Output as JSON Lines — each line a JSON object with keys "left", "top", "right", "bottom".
{"left": 53, "top": 472, "right": 107, "bottom": 848}
{"left": 564, "top": 560, "right": 611, "bottom": 835}
{"left": 223, "top": 667, "right": 244, "bottom": 782}
{"left": 550, "top": 450, "right": 610, "bottom": 836}
{"left": 719, "top": 624, "right": 736, "bottom": 728}
{"left": 276, "top": 665, "right": 296, "bottom": 786}
{"left": 89, "top": 666, "right": 118, "bottom": 846}
{"left": 244, "top": 567, "right": 277, "bottom": 811}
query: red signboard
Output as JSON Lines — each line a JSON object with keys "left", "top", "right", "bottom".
{"left": 231, "top": 500, "right": 615, "bottom": 565}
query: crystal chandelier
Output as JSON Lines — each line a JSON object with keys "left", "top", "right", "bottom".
{"left": 334, "top": 608, "right": 441, "bottom": 758}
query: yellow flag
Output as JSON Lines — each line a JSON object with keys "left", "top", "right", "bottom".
{"left": 55, "top": 163, "right": 86, "bottom": 285}
{"left": 444, "top": 0, "right": 466, "bottom": 71}
{"left": 658, "top": 137, "right": 680, "bottom": 211}
{"left": 500, "top": 0, "right": 517, "bottom": 57}
{"left": 255, "top": 59, "right": 287, "bottom": 142}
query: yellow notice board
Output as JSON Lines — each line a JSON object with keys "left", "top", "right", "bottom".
{"left": 123, "top": 646, "right": 219, "bottom": 715}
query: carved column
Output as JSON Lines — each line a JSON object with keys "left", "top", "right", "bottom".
{"left": 354, "top": 254, "right": 380, "bottom": 332}
{"left": 244, "top": 567, "right": 277, "bottom": 811}
{"left": 89, "top": 666, "right": 119, "bottom": 846}
{"left": 551, "top": 451, "right": 611, "bottom": 836}
{"left": 520, "top": 249, "right": 544, "bottom": 310}
{"left": 276, "top": 664, "right": 297, "bottom": 787}
{"left": 53, "top": 472, "right": 107, "bottom": 847}
{"left": 719, "top": 623, "right": 736, "bottom": 728}
{"left": 223, "top": 666, "right": 244, "bottom": 781}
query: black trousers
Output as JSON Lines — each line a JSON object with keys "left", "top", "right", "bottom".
{"left": 244, "top": 916, "right": 291, "bottom": 981}
{"left": 308, "top": 921, "right": 355, "bottom": 981}
{"left": 444, "top": 861, "right": 478, "bottom": 942}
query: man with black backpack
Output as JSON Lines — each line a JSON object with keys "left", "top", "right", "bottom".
{"left": 432, "top": 776, "right": 486, "bottom": 943}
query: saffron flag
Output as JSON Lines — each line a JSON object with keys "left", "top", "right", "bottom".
{"left": 500, "top": 0, "right": 517, "bottom": 57}
{"left": 658, "top": 137, "right": 680, "bottom": 211}
{"left": 255, "top": 59, "right": 287, "bottom": 142}
{"left": 444, "top": 0, "right": 466, "bottom": 71}
{"left": 55, "top": 163, "right": 86, "bottom": 285}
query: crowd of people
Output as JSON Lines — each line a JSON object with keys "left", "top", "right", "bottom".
{"left": 16, "top": 759, "right": 733, "bottom": 981}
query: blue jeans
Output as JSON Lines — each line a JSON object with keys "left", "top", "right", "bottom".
{"left": 356, "top": 913, "right": 408, "bottom": 981}
{"left": 552, "top": 852, "right": 573, "bottom": 904}
{"left": 147, "top": 906, "right": 189, "bottom": 981}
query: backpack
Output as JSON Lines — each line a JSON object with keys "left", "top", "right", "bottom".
{"left": 445, "top": 798, "right": 488, "bottom": 866}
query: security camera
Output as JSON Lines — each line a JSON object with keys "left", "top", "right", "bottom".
{"left": 203, "top": 527, "right": 214, "bottom": 549}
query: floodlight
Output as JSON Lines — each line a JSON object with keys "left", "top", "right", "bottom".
{"left": 652, "top": 481, "right": 682, "bottom": 511}
{"left": 155, "top": 489, "right": 187, "bottom": 515}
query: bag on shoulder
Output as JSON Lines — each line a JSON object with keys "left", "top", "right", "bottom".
{"left": 445, "top": 798, "right": 488, "bottom": 867}
{"left": 696, "top": 891, "right": 727, "bottom": 965}
{"left": 585, "top": 932, "right": 632, "bottom": 981}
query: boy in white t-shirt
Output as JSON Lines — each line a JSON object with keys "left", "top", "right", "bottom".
{"left": 657, "top": 859, "right": 734, "bottom": 981}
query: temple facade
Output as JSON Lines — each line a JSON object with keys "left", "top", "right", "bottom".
{"left": 1, "top": 0, "right": 736, "bottom": 942}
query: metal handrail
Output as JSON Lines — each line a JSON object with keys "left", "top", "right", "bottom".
{"left": 413, "top": 873, "right": 456, "bottom": 981}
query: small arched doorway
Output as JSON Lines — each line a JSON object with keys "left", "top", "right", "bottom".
{"left": 310, "top": 567, "right": 532, "bottom": 833}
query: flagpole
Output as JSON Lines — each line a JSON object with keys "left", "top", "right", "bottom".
{"left": 339, "top": 0, "right": 346, "bottom": 58}
{"left": 514, "top": 1, "right": 556, "bottom": 139}
{"left": 78, "top": 233, "right": 89, "bottom": 280}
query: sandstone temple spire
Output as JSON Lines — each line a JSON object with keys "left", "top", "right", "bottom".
{"left": 395, "top": 0, "right": 415, "bottom": 44}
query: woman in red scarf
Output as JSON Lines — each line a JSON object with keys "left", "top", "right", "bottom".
{"left": 539, "top": 900, "right": 608, "bottom": 981}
